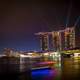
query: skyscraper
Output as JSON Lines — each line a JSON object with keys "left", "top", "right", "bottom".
{"left": 51, "top": 31, "right": 62, "bottom": 51}
{"left": 35, "top": 32, "right": 49, "bottom": 51}
{"left": 74, "top": 26, "right": 80, "bottom": 48}
{"left": 64, "top": 27, "right": 75, "bottom": 49}
{"left": 35, "top": 26, "right": 80, "bottom": 51}
{"left": 40, "top": 34, "right": 49, "bottom": 51}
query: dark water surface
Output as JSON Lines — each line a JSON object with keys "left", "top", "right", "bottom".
{"left": 61, "top": 58, "right": 80, "bottom": 80}
{"left": 0, "top": 57, "right": 80, "bottom": 80}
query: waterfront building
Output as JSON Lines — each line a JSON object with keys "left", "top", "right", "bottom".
{"left": 64, "top": 26, "right": 80, "bottom": 50}
{"left": 35, "top": 26, "right": 80, "bottom": 51}
{"left": 64, "top": 27, "right": 75, "bottom": 49}
{"left": 74, "top": 26, "right": 80, "bottom": 48}
{"left": 35, "top": 32, "right": 50, "bottom": 51}
{"left": 51, "top": 31, "right": 61, "bottom": 51}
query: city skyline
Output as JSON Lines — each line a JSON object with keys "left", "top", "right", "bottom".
{"left": 0, "top": 0, "right": 80, "bottom": 51}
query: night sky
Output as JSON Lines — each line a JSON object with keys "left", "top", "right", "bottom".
{"left": 0, "top": 0, "right": 80, "bottom": 51}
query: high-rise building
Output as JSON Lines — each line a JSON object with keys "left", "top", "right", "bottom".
{"left": 35, "top": 26, "right": 80, "bottom": 51}
{"left": 64, "top": 27, "right": 75, "bottom": 49}
{"left": 40, "top": 34, "right": 49, "bottom": 51}
{"left": 59, "top": 31, "right": 65, "bottom": 50}
{"left": 73, "top": 26, "right": 80, "bottom": 48}
{"left": 35, "top": 32, "right": 49, "bottom": 51}
{"left": 51, "top": 31, "right": 62, "bottom": 51}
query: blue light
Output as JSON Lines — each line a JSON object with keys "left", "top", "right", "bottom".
{"left": 31, "top": 68, "right": 55, "bottom": 80}
{"left": 32, "top": 69, "right": 50, "bottom": 75}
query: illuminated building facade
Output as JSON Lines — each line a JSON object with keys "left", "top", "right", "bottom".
{"left": 35, "top": 32, "right": 49, "bottom": 51}
{"left": 51, "top": 27, "right": 76, "bottom": 51}
{"left": 74, "top": 26, "right": 80, "bottom": 48}
{"left": 62, "top": 26, "right": 80, "bottom": 50}
{"left": 35, "top": 26, "right": 80, "bottom": 51}
{"left": 64, "top": 27, "right": 75, "bottom": 49}
{"left": 51, "top": 31, "right": 62, "bottom": 51}
{"left": 40, "top": 34, "right": 49, "bottom": 51}
{"left": 59, "top": 31, "right": 65, "bottom": 50}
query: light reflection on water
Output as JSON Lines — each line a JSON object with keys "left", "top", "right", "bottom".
{"left": 61, "top": 58, "right": 80, "bottom": 80}
{"left": 31, "top": 61, "right": 61, "bottom": 80}
{"left": 31, "top": 58, "right": 80, "bottom": 80}
{"left": 32, "top": 68, "right": 61, "bottom": 80}
{"left": 0, "top": 57, "right": 80, "bottom": 80}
